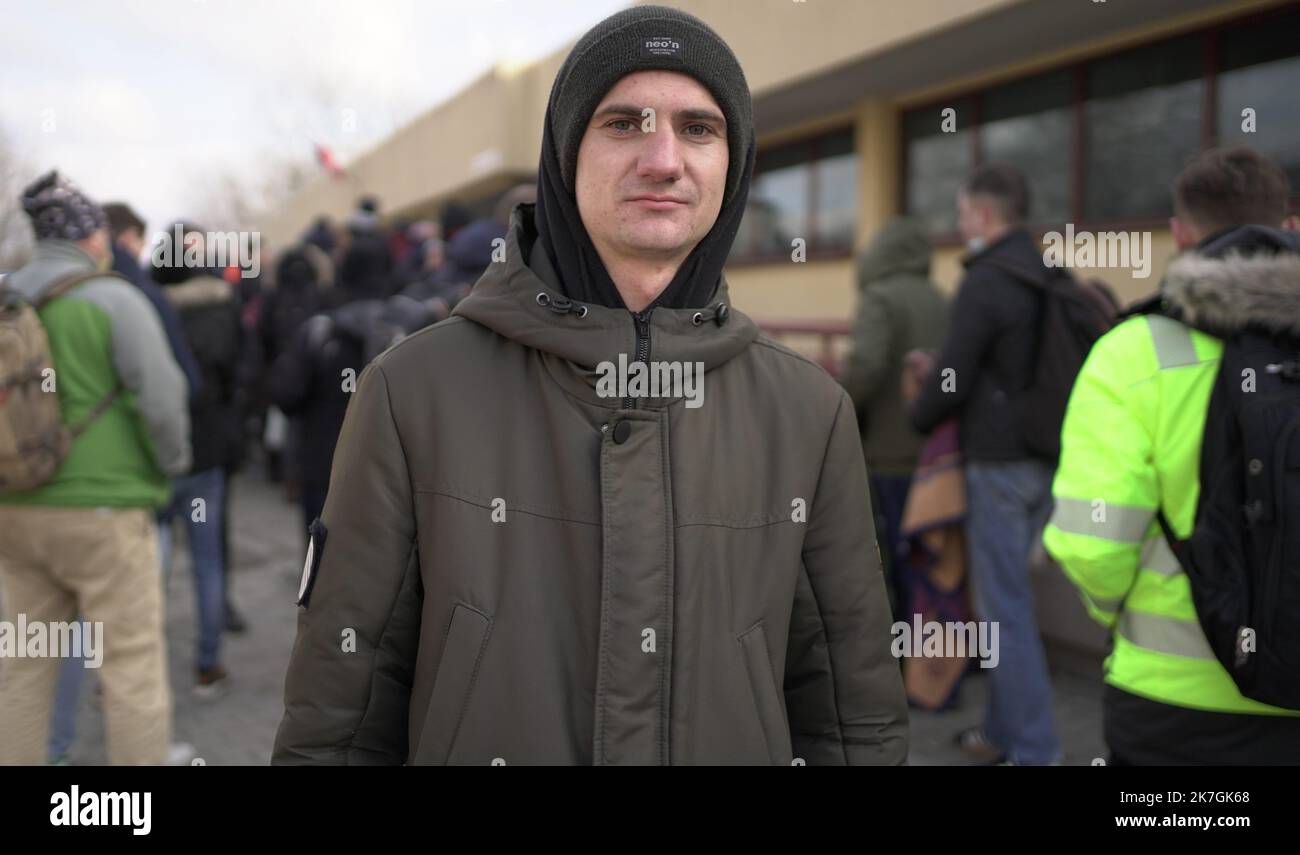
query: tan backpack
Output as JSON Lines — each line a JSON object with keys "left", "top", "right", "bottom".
{"left": 0, "top": 271, "right": 122, "bottom": 493}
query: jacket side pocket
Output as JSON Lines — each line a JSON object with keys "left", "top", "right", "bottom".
{"left": 738, "top": 622, "right": 793, "bottom": 765}
{"left": 413, "top": 603, "right": 491, "bottom": 765}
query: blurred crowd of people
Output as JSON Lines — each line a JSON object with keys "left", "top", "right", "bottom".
{"left": 842, "top": 146, "right": 1300, "bottom": 765}
{"left": 3, "top": 133, "right": 1299, "bottom": 765}
{"left": 0, "top": 171, "right": 532, "bottom": 764}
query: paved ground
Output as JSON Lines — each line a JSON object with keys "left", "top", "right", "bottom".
{"left": 63, "top": 469, "right": 1108, "bottom": 766}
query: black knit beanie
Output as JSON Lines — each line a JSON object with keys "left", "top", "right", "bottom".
{"left": 533, "top": 4, "right": 755, "bottom": 311}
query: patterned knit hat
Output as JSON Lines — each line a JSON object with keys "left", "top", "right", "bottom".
{"left": 21, "top": 170, "right": 107, "bottom": 242}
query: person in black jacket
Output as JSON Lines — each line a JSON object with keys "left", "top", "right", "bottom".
{"left": 154, "top": 224, "right": 245, "bottom": 696}
{"left": 271, "top": 237, "right": 423, "bottom": 534}
{"left": 103, "top": 203, "right": 203, "bottom": 401}
{"left": 910, "top": 163, "right": 1060, "bottom": 766}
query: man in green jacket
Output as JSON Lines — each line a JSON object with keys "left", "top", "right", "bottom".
{"left": 841, "top": 217, "right": 948, "bottom": 618}
{"left": 0, "top": 172, "right": 190, "bottom": 765}
{"left": 1044, "top": 146, "right": 1300, "bottom": 764}
{"left": 274, "top": 5, "right": 908, "bottom": 765}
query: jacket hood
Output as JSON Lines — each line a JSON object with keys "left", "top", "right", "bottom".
{"left": 162, "top": 274, "right": 234, "bottom": 310}
{"left": 4, "top": 240, "right": 103, "bottom": 301}
{"left": 453, "top": 204, "right": 758, "bottom": 373}
{"left": 857, "top": 218, "right": 931, "bottom": 287}
{"left": 1162, "top": 225, "right": 1300, "bottom": 337}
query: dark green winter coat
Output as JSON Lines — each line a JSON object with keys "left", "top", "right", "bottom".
{"left": 841, "top": 218, "right": 948, "bottom": 477}
{"left": 272, "top": 205, "right": 908, "bottom": 765}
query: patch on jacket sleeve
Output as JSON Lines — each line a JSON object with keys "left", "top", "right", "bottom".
{"left": 297, "top": 518, "right": 328, "bottom": 608}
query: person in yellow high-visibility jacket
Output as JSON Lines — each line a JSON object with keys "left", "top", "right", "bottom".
{"left": 1044, "top": 146, "right": 1300, "bottom": 765}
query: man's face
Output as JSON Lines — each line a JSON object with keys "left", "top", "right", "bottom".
{"left": 957, "top": 190, "right": 991, "bottom": 244}
{"left": 575, "top": 70, "right": 728, "bottom": 263}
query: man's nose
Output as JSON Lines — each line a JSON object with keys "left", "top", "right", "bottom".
{"left": 636, "top": 125, "right": 685, "bottom": 182}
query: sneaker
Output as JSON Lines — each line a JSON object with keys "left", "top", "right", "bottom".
{"left": 167, "top": 742, "right": 197, "bottom": 765}
{"left": 193, "top": 665, "right": 229, "bottom": 699}
{"left": 954, "top": 726, "right": 1006, "bottom": 764}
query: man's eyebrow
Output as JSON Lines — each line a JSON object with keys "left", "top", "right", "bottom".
{"left": 591, "top": 104, "right": 727, "bottom": 127}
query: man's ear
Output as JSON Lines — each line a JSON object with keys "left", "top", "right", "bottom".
{"left": 1170, "top": 215, "right": 1197, "bottom": 251}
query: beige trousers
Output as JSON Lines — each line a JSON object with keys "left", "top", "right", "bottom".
{"left": 0, "top": 505, "right": 171, "bottom": 765}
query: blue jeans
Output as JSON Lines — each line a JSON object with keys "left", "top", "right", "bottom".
{"left": 965, "top": 459, "right": 1060, "bottom": 765}
{"left": 870, "top": 474, "right": 912, "bottom": 622}
{"left": 159, "top": 468, "right": 226, "bottom": 672}
{"left": 48, "top": 633, "right": 87, "bottom": 761}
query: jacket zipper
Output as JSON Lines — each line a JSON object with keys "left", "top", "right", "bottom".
{"left": 623, "top": 309, "right": 652, "bottom": 409}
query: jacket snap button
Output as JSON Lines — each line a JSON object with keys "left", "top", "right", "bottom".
{"left": 612, "top": 420, "right": 632, "bottom": 444}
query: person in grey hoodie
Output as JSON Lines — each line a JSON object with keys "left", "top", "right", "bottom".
{"left": 0, "top": 171, "right": 189, "bottom": 765}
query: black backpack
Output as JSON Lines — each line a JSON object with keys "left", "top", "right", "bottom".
{"left": 1152, "top": 324, "right": 1300, "bottom": 710}
{"left": 985, "top": 259, "right": 1119, "bottom": 460}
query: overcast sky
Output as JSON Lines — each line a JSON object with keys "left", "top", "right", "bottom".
{"left": 0, "top": 0, "right": 628, "bottom": 232}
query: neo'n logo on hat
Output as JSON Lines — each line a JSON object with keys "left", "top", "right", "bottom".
{"left": 641, "top": 35, "right": 684, "bottom": 59}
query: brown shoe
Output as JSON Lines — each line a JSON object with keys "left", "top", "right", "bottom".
{"left": 955, "top": 727, "right": 1006, "bottom": 764}
{"left": 193, "top": 665, "right": 229, "bottom": 699}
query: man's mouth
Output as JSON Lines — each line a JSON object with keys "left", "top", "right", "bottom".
{"left": 627, "top": 194, "right": 688, "bottom": 210}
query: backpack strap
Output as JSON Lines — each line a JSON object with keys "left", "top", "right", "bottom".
{"left": 32, "top": 269, "right": 129, "bottom": 436}
{"left": 34, "top": 270, "right": 114, "bottom": 309}
{"left": 68, "top": 384, "right": 123, "bottom": 438}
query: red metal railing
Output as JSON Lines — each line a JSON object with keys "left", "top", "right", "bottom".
{"left": 756, "top": 320, "right": 852, "bottom": 377}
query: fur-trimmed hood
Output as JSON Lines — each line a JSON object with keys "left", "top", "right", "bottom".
{"left": 161, "top": 274, "right": 234, "bottom": 310}
{"left": 1162, "top": 226, "right": 1300, "bottom": 337}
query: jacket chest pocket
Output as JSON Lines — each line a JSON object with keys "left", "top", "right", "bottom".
{"left": 414, "top": 603, "right": 491, "bottom": 765}
{"left": 738, "top": 622, "right": 793, "bottom": 766}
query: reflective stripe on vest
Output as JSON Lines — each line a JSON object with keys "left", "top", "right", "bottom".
{"left": 1140, "top": 532, "right": 1184, "bottom": 576}
{"left": 1049, "top": 496, "right": 1152, "bottom": 543}
{"left": 1147, "top": 315, "right": 1200, "bottom": 369}
{"left": 1118, "top": 609, "right": 1215, "bottom": 660}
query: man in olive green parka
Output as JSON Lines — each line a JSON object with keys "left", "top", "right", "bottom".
{"left": 273, "top": 5, "right": 908, "bottom": 766}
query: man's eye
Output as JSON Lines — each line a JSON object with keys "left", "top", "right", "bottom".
{"left": 684, "top": 124, "right": 715, "bottom": 138}
{"left": 608, "top": 119, "right": 637, "bottom": 133}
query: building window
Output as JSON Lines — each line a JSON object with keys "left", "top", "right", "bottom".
{"left": 900, "top": 6, "right": 1300, "bottom": 238}
{"left": 903, "top": 100, "right": 973, "bottom": 234}
{"left": 1085, "top": 35, "right": 1203, "bottom": 221}
{"left": 1216, "top": 8, "right": 1300, "bottom": 191}
{"left": 731, "top": 127, "right": 857, "bottom": 261}
{"left": 985, "top": 70, "right": 1074, "bottom": 225}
